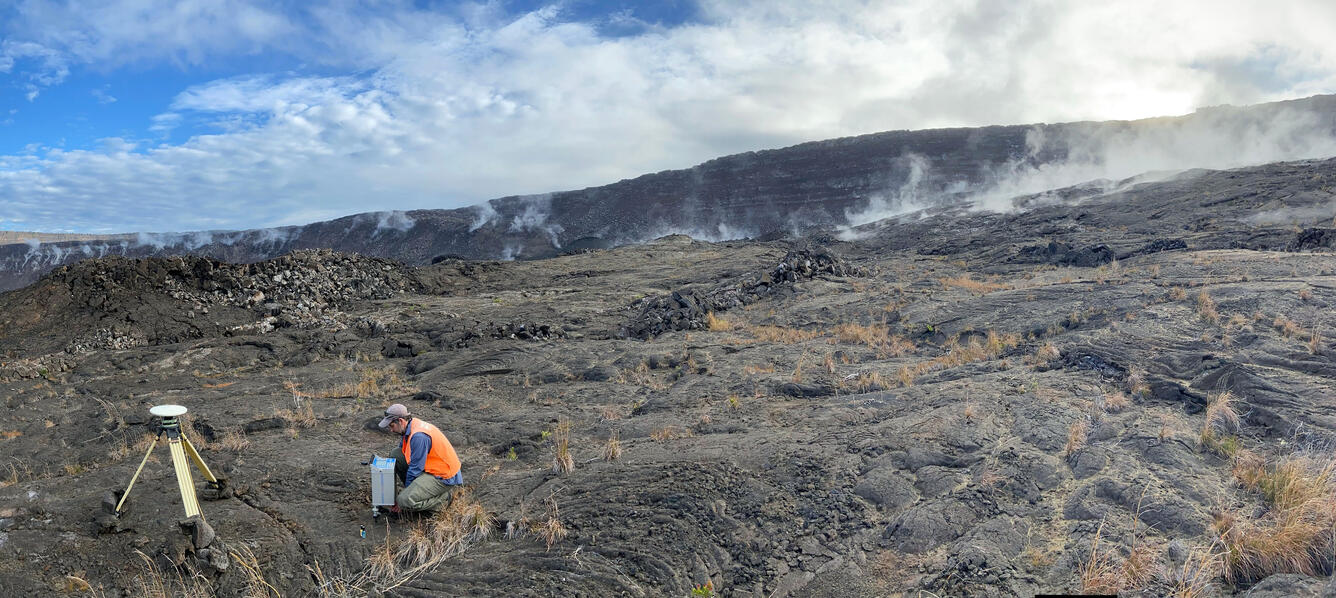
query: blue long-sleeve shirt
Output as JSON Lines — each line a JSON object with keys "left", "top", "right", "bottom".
{"left": 402, "top": 426, "right": 463, "bottom": 487}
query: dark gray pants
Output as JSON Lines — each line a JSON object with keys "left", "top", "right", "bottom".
{"left": 392, "top": 449, "right": 454, "bottom": 512}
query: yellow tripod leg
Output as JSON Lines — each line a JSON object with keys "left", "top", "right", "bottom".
{"left": 114, "top": 436, "right": 159, "bottom": 514}
{"left": 180, "top": 433, "right": 219, "bottom": 483}
{"left": 169, "top": 438, "right": 203, "bottom": 520}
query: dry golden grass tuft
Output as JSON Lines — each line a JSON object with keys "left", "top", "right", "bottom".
{"left": 1078, "top": 521, "right": 1163, "bottom": 595}
{"left": 1167, "top": 545, "right": 1219, "bottom": 598}
{"left": 550, "top": 420, "right": 574, "bottom": 475}
{"left": 704, "top": 312, "right": 736, "bottom": 331}
{"left": 601, "top": 431, "right": 622, "bottom": 462}
{"left": 876, "top": 335, "right": 917, "bottom": 358}
{"left": 741, "top": 364, "right": 776, "bottom": 375}
{"left": 301, "top": 366, "right": 412, "bottom": 400}
{"left": 1199, "top": 391, "right": 1241, "bottom": 457}
{"left": 1233, "top": 454, "right": 1334, "bottom": 516}
{"left": 365, "top": 534, "right": 398, "bottom": 580}
{"left": 386, "top": 487, "right": 495, "bottom": 582}
{"left": 867, "top": 550, "right": 936, "bottom": 591}
{"left": 1032, "top": 342, "right": 1061, "bottom": 365}
{"left": 227, "top": 543, "right": 282, "bottom": 598}
{"left": 91, "top": 396, "right": 126, "bottom": 431}
{"left": 1082, "top": 545, "right": 1159, "bottom": 595}
{"left": 1103, "top": 391, "right": 1130, "bottom": 413}
{"left": 1299, "top": 288, "right": 1313, "bottom": 301}
{"left": 1230, "top": 451, "right": 1268, "bottom": 490}
{"left": 307, "top": 559, "right": 360, "bottom": 598}
{"left": 530, "top": 496, "right": 568, "bottom": 551}
{"left": 984, "top": 330, "right": 1020, "bottom": 355}
{"left": 1127, "top": 367, "right": 1150, "bottom": 398}
{"left": 842, "top": 371, "right": 889, "bottom": 393}
{"left": 938, "top": 274, "right": 1011, "bottom": 295}
{"left": 1021, "top": 542, "right": 1055, "bottom": 570}
{"left": 620, "top": 361, "right": 667, "bottom": 390}
{"left": 650, "top": 426, "right": 688, "bottom": 441}
{"left": 896, "top": 365, "right": 917, "bottom": 387}
{"left": 748, "top": 325, "right": 820, "bottom": 344}
{"left": 832, "top": 323, "right": 888, "bottom": 346}
{"left": 790, "top": 353, "right": 806, "bottom": 383}
{"left": 0, "top": 461, "right": 28, "bottom": 488}
{"left": 180, "top": 417, "right": 211, "bottom": 451}
{"left": 1119, "top": 543, "right": 1160, "bottom": 590}
{"left": 941, "top": 338, "right": 988, "bottom": 366}
{"left": 1077, "top": 524, "right": 1120, "bottom": 594}
{"left": 0, "top": 429, "right": 20, "bottom": 440}
{"left": 128, "top": 549, "right": 212, "bottom": 598}
{"left": 1195, "top": 292, "right": 1219, "bottom": 324}
{"left": 218, "top": 429, "right": 250, "bottom": 452}
{"left": 1065, "top": 420, "right": 1089, "bottom": 457}
{"left": 827, "top": 321, "right": 917, "bottom": 358}
{"left": 1308, "top": 329, "right": 1322, "bottom": 354}
{"left": 282, "top": 378, "right": 306, "bottom": 399}
{"left": 1214, "top": 454, "right": 1336, "bottom": 584}
{"left": 109, "top": 433, "right": 157, "bottom": 463}
{"left": 917, "top": 332, "right": 1019, "bottom": 374}
{"left": 1157, "top": 414, "right": 1176, "bottom": 442}
{"left": 276, "top": 400, "right": 318, "bottom": 429}
{"left": 1074, "top": 544, "right": 1116, "bottom": 595}
{"left": 1273, "top": 316, "right": 1302, "bottom": 339}
{"left": 1169, "top": 286, "right": 1188, "bottom": 301}
{"left": 1093, "top": 263, "right": 1118, "bottom": 285}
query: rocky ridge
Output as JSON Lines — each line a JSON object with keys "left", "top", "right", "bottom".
{"left": 0, "top": 250, "right": 421, "bottom": 359}
{"left": 624, "top": 245, "right": 870, "bottom": 339}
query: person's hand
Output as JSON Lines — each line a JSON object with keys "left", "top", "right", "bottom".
{"left": 389, "top": 505, "right": 401, "bottom": 514}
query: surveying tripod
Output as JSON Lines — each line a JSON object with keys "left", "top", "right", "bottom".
{"left": 113, "top": 405, "right": 226, "bottom": 520}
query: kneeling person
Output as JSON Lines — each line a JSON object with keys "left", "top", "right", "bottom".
{"left": 379, "top": 404, "right": 463, "bottom": 513}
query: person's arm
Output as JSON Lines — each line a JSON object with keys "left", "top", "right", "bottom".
{"left": 404, "top": 432, "right": 430, "bottom": 486}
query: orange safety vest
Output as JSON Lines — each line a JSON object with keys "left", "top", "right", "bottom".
{"left": 401, "top": 418, "right": 461, "bottom": 480}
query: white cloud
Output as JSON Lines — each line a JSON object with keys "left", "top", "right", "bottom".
{"left": 170, "top": 75, "right": 364, "bottom": 113}
{"left": 147, "top": 113, "right": 182, "bottom": 135}
{"left": 3, "top": 40, "right": 70, "bottom": 101}
{"left": 1, "top": 1, "right": 1336, "bottom": 232}
{"left": 8, "top": 0, "right": 295, "bottom": 67}
{"left": 90, "top": 87, "right": 116, "bottom": 104}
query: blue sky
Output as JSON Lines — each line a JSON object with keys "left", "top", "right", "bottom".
{"left": 3, "top": 0, "right": 1336, "bottom": 234}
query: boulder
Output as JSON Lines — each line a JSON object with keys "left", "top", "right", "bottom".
{"left": 582, "top": 365, "right": 619, "bottom": 382}
{"left": 244, "top": 417, "right": 288, "bottom": 434}
{"left": 777, "top": 382, "right": 835, "bottom": 398}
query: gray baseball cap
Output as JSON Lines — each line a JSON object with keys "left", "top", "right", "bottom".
{"left": 378, "top": 404, "right": 409, "bottom": 429}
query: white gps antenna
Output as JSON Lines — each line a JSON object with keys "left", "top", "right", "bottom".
{"left": 149, "top": 404, "right": 188, "bottom": 418}
{"left": 111, "top": 404, "right": 226, "bottom": 520}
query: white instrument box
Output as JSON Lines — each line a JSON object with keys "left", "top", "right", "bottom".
{"left": 370, "top": 456, "right": 396, "bottom": 507}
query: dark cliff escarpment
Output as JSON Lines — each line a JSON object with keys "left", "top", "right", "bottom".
{"left": 3, "top": 94, "right": 1336, "bottom": 291}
